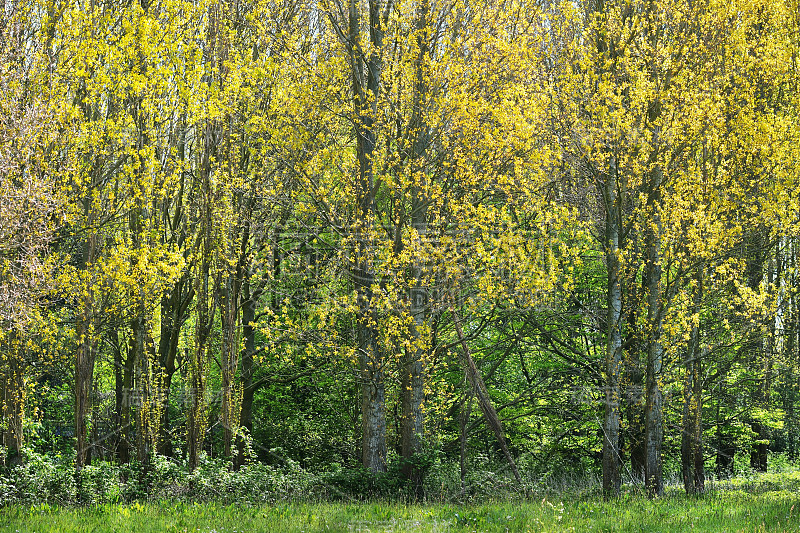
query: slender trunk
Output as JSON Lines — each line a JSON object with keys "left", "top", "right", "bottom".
{"left": 132, "top": 316, "right": 155, "bottom": 466}
{"left": 400, "top": 0, "right": 430, "bottom": 497}
{"left": 400, "top": 337, "right": 425, "bottom": 491}
{"left": 157, "top": 367, "right": 175, "bottom": 458}
{"left": 1, "top": 341, "right": 24, "bottom": 468}
{"left": 220, "top": 272, "right": 238, "bottom": 461}
{"left": 644, "top": 241, "right": 664, "bottom": 496}
{"left": 680, "top": 290, "right": 702, "bottom": 494}
{"left": 156, "top": 279, "right": 189, "bottom": 457}
{"left": 644, "top": 159, "right": 664, "bottom": 499}
{"left": 75, "top": 325, "right": 97, "bottom": 471}
{"left": 188, "top": 262, "right": 210, "bottom": 471}
{"left": 625, "top": 268, "right": 646, "bottom": 482}
{"left": 237, "top": 382, "right": 254, "bottom": 467}
{"left": 752, "top": 258, "right": 775, "bottom": 473}
{"left": 682, "top": 271, "right": 704, "bottom": 494}
{"left": 359, "top": 307, "right": 387, "bottom": 472}
{"left": 112, "top": 330, "right": 125, "bottom": 461}
{"left": 221, "top": 214, "right": 249, "bottom": 462}
{"left": 626, "top": 366, "right": 646, "bottom": 480}
{"left": 235, "top": 275, "right": 258, "bottom": 468}
{"left": 746, "top": 231, "right": 767, "bottom": 472}
{"left": 135, "top": 326, "right": 148, "bottom": 465}
{"left": 693, "top": 349, "right": 705, "bottom": 489}
{"left": 117, "top": 338, "right": 136, "bottom": 464}
{"left": 602, "top": 173, "right": 623, "bottom": 498}
{"left": 452, "top": 307, "right": 522, "bottom": 484}
{"left": 157, "top": 122, "right": 191, "bottom": 458}
{"left": 128, "top": 317, "right": 145, "bottom": 463}
{"left": 75, "top": 224, "right": 97, "bottom": 472}
{"left": 786, "top": 240, "right": 798, "bottom": 461}
{"left": 188, "top": 120, "right": 215, "bottom": 471}
{"left": 459, "top": 393, "right": 472, "bottom": 495}
{"left": 346, "top": 0, "right": 388, "bottom": 474}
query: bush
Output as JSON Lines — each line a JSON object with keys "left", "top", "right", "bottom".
{"left": 0, "top": 450, "right": 689, "bottom": 506}
{"left": 0, "top": 450, "right": 75, "bottom": 505}
{"left": 171, "top": 454, "right": 318, "bottom": 503}
{"left": 320, "top": 466, "right": 403, "bottom": 500}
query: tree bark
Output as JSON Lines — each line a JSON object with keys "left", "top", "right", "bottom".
{"left": 342, "top": 0, "right": 390, "bottom": 474}
{"left": 156, "top": 121, "right": 193, "bottom": 458}
{"left": 221, "top": 214, "right": 250, "bottom": 462}
{"left": 235, "top": 274, "right": 259, "bottom": 469}
{"left": 131, "top": 314, "right": 156, "bottom": 466}
{"left": 459, "top": 392, "right": 473, "bottom": 494}
{"left": 156, "top": 274, "right": 192, "bottom": 457}
{"left": 644, "top": 153, "right": 664, "bottom": 499}
{"left": 187, "top": 120, "right": 216, "bottom": 471}
{"left": 111, "top": 329, "right": 125, "bottom": 462}
{"left": 644, "top": 247, "right": 664, "bottom": 497}
{"left": 745, "top": 231, "right": 768, "bottom": 472}
{"left": 75, "top": 218, "right": 98, "bottom": 472}
{"left": 187, "top": 255, "right": 211, "bottom": 471}
{"left": 681, "top": 272, "right": 705, "bottom": 494}
{"left": 602, "top": 171, "right": 623, "bottom": 499}
{"left": 625, "top": 269, "right": 646, "bottom": 482}
{"left": 400, "top": 0, "right": 430, "bottom": 497}
{"left": 1, "top": 341, "right": 24, "bottom": 468}
{"left": 452, "top": 306, "right": 522, "bottom": 484}
{"left": 220, "top": 271, "right": 239, "bottom": 461}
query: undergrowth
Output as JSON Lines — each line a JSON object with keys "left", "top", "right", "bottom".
{"left": 0, "top": 450, "right": 798, "bottom": 508}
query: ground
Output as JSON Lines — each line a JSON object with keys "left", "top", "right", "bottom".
{"left": 2, "top": 483, "right": 800, "bottom": 533}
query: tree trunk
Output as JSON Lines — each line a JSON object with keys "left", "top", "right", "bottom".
{"left": 344, "top": 0, "right": 388, "bottom": 474}
{"left": 75, "top": 324, "right": 97, "bottom": 471}
{"left": 187, "top": 263, "right": 210, "bottom": 471}
{"left": 111, "top": 329, "right": 125, "bottom": 461}
{"left": 188, "top": 121, "right": 216, "bottom": 471}
{"left": 400, "top": 0, "right": 430, "bottom": 497}
{"left": 625, "top": 268, "right": 646, "bottom": 482}
{"left": 459, "top": 392, "right": 473, "bottom": 494}
{"left": 1, "top": 342, "right": 24, "bottom": 468}
{"left": 131, "top": 314, "right": 155, "bottom": 466}
{"left": 400, "top": 337, "right": 425, "bottom": 492}
{"left": 116, "top": 338, "right": 135, "bottom": 464}
{"left": 715, "top": 404, "right": 736, "bottom": 478}
{"left": 156, "top": 123, "right": 192, "bottom": 458}
{"left": 452, "top": 307, "right": 522, "bottom": 484}
{"left": 602, "top": 172, "right": 623, "bottom": 499}
{"left": 644, "top": 247, "right": 664, "bottom": 497}
{"left": 746, "top": 231, "right": 768, "bottom": 473}
{"left": 221, "top": 214, "right": 250, "bottom": 462}
{"left": 156, "top": 278, "right": 190, "bottom": 458}
{"left": 751, "top": 322, "right": 773, "bottom": 472}
{"left": 359, "top": 307, "right": 387, "bottom": 472}
{"left": 644, "top": 163, "right": 664, "bottom": 498}
{"left": 784, "top": 239, "right": 798, "bottom": 461}
{"left": 220, "top": 272, "right": 238, "bottom": 461}
{"left": 682, "top": 272, "right": 704, "bottom": 494}
{"left": 235, "top": 275, "right": 258, "bottom": 469}
{"left": 75, "top": 225, "right": 97, "bottom": 472}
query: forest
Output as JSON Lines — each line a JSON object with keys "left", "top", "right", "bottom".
{"left": 1, "top": 0, "right": 800, "bottom": 507}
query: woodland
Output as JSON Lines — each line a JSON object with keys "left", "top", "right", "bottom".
{"left": 1, "top": 0, "right": 800, "bottom": 506}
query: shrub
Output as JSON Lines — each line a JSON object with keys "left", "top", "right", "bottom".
{"left": 1, "top": 450, "right": 75, "bottom": 505}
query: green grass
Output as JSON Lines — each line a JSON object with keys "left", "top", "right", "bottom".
{"left": 2, "top": 488, "right": 800, "bottom": 533}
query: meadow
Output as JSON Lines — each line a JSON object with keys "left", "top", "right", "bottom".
{"left": 2, "top": 474, "right": 800, "bottom": 532}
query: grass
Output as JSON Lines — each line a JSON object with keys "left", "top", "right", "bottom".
{"left": 2, "top": 488, "right": 800, "bottom": 532}
{"left": 2, "top": 471, "right": 800, "bottom": 532}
